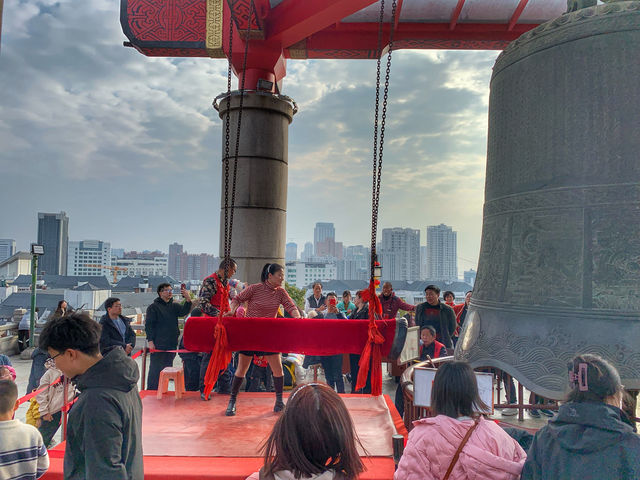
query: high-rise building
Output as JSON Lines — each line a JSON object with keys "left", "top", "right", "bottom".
{"left": 37, "top": 211, "right": 69, "bottom": 275}
{"left": 301, "top": 242, "right": 314, "bottom": 262}
{"left": 168, "top": 242, "right": 183, "bottom": 279}
{"left": 111, "top": 248, "right": 125, "bottom": 259}
{"left": 464, "top": 269, "right": 477, "bottom": 287}
{"left": 285, "top": 242, "right": 297, "bottom": 262}
{"left": 426, "top": 224, "right": 458, "bottom": 282}
{"left": 0, "top": 239, "right": 16, "bottom": 263}
{"left": 420, "top": 246, "right": 428, "bottom": 279}
{"left": 314, "top": 222, "right": 335, "bottom": 256}
{"left": 68, "top": 240, "right": 111, "bottom": 277}
{"left": 378, "top": 228, "right": 420, "bottom": 281}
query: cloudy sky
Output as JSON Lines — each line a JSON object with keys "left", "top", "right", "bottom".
{"left": 0, "top": 0, "right": 500, "bottom": 273}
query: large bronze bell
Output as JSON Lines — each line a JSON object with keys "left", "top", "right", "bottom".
{"left": 456, "top": 2, "right": 640, "bottom": 399}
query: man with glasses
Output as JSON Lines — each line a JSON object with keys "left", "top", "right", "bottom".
{"left": 38, "top": 313, "right": 143, "bottom": 479}
{"left": 145, "top": 283, "right": 192, "bottom": 390}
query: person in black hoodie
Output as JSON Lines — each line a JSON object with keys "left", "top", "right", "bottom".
{"left": 521, "top": 353, "right": 640, "bottom": 480}
{"left": 99, "top": 297, "right": 137, "bottom": 355}
{"left": 39, "top": 312, "right": 143, "bottom": 480}
{"left": 145, "top": 282, "right": 192, "bottom": 390}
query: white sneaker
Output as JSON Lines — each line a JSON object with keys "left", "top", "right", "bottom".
{"left": 502, "top": 407, "right": 518, "bottom": 416}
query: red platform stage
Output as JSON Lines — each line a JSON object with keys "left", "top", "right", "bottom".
{"left": 42, "top": 391, "right": 407, "bottom": 480}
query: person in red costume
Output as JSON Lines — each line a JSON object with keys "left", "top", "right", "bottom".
{"left": 379, "top": 282, "right": 415, "bottom": 319}
{"left": 224, "top": 263, "right": 300, "bottom": 416}
{"left": 190, "top": 258, "right": 239, "bottom": 400}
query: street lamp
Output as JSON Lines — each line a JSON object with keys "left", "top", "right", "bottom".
{"left": 29, "top": 244, "right": 44, "bottom": 348}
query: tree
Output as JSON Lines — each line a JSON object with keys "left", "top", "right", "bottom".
{"left": 285, "top": 282, "right": 306, "bottom": 309}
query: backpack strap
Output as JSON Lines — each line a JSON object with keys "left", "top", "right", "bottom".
{"left": 442, "top": 417, "right": 480, "bottom": 480}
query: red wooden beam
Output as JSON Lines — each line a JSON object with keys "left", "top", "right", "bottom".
{"left": 508, "top": 0, "right": 530, "bottom": 31}
{"left": 449, "top": 0, "right": 466, "bottom": 30}
{"left": 305, "top": 22, "right": 536, "bottom": 50}
{"left": 266, "top": 0, "right": 378, "bottom": 48}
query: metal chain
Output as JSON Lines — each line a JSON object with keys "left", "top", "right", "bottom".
{"left": 370, "top": 0, "right": 397, "bottom": 279}
{"left": 222, "top": 0, "right": 254, "bottom": 280}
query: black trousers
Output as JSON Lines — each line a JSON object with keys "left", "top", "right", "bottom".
{"left": 320, "top": 355, "right": 345, "bottom": 393}
{"left": 349, "top": 354, "right": 371, "bottom": 394}
{"left": 180, "top": 353, "right": 202, "bottom": 391}
{"left": 38, "top": 411, "right": 62, "bottom": 446}
{"left": 147, "top": 352, "right": 176, "bottom": 390}
{"left": 18, "top": 330, "right": 30, "bottom": 352}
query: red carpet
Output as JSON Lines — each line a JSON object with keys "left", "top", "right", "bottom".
{"left": 42, "top": 392, "right": 407, "bottom": 479}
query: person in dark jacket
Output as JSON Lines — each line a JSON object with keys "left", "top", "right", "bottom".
{"left": 38, "top": 312, "right": 143, "bottom": 480}
{"left": 26, "top": 347, "right": 49, "bottom": 394}
{"left": 414, "top": 284, "right": 456, "bottom": 350}
{"left": 145, "top": 282, "right": 192, "bottom": 390}
{"left": 521, "top": 353, "right": 640, "bottom": 480}
{"left": 99, "top": 297, "right": 137, "bottom": 355}
{"left": 348, "top": 291, "right": 371, "bottom": 394}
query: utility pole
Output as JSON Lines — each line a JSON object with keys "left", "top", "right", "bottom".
{"left": 29, "top": 244, "right": 44, "bottom": 348}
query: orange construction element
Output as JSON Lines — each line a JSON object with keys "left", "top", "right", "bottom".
{"left": 156, "top": 367, "right": 186, "bottom": 400}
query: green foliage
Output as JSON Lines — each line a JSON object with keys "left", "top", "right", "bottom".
{"left": 285, "top": 282, "right": 306, "bottom": 309}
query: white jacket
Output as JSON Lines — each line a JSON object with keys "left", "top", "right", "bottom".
{"left": 36, "top": 368, "right": 76, "bottom": 416}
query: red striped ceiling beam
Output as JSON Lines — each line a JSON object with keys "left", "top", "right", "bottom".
{"left": 266, "top": 0, "right": 378, "bottom": 48}
{"left": 508, "top": 0, "right": 530, "bottom": 31}
{"left": 449, "top": 0, "right": 467, "bottom": 30}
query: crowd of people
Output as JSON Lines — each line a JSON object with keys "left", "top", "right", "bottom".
{"left": 0, "top": 258, "right": 638, "bottom": 479}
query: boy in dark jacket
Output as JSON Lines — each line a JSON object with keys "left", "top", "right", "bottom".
{"left": 39, "top": 313, "right": 143, "bottom": 480}
{"left": 145, "top": 282, "right": 192, "bottom": 390}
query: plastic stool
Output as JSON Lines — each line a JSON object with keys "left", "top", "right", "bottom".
{"left": 157, "top": 366, "right": 186, "bottom": 400}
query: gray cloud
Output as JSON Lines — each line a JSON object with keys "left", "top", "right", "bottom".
{"left": 0, "top": 1, "right": 498, "bottom": 272}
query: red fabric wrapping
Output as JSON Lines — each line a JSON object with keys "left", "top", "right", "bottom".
{"left": 183, "top": 316, "right": 397, "bottom": 356}
{"left": 202, "top": 283, "right": 231, "bottom": 397}
{"left": 355, "top": 280, "right": 385, "bottom": 395}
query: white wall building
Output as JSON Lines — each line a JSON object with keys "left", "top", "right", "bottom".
{"left": 0, "top": 252, "right": 32, "bottom": 281}
{"left": 379, "top": 228, "right": 421, "bottom": 281}
{"left": 286, "top": 261, "right": 337, "bottom": 289}
{"left": 426, "top": 224, "right": 458, "bottom": 282}
{"left": 68, "top": 240, "right": 112, "bottom": 277}
{"left": 64, "top": 285, "right": 111, "bottom": 312}
{"left": 113, "top": 256, "right": 168, "bottom": 279}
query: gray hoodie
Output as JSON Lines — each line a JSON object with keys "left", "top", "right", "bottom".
{"left": 521, "top": 401, "right": 640, "bottom": 479}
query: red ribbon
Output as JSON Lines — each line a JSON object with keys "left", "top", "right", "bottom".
{"left": 17, "top": 378, "right": 62, "bottom": 405}
{"left": 355, "top": 279, "right": 385, "bottom": 395}
{"left": 203, "top": 276, "right": 232, "bottom": 398}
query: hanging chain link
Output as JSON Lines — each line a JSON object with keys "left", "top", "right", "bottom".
{"left": 222, "top": 0, "right": 254, "bottom": 281}
{"left": 370, "top": 0, "right": 397, "bottom": 279}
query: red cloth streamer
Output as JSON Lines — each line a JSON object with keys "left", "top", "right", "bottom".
{"left": 17, "top": 378, "right": 62, "bottom": 405}
{"left": 203, "top": 277, "right": 232, "bottom": 398}
{"left": 355, "top": 279, "right": 385, "bottom": 395}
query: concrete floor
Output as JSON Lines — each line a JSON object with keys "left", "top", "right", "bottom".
{"left": 9, "top": 347, "right": 558, "bottom": 448}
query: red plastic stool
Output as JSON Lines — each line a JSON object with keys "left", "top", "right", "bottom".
{"left": 157, "top": 366, "right": 186, "bottom": 400}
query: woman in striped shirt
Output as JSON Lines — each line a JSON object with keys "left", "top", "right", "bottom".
{"left": 225, "top": 263, "right": 300, "bottom": 416}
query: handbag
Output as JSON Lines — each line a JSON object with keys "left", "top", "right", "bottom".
{"left": 442, "top": 417, "right": 480, "bottom": 480}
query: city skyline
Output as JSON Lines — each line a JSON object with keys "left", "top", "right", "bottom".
{"left": 1, "top": 2, "right": 495, "bottom": 274}
{"left": 3, "top": 215, "right": 476, "bottom": 271}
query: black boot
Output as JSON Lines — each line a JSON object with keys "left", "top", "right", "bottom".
{"left": 226, "top": 376, "right": 244, "bottom": 416}
{"left": 273, "top": 376, "right": 285, "bottom": 412}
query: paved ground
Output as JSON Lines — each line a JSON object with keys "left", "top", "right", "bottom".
{"left": 9, "top": 345, "right": 555, "bottom": 449}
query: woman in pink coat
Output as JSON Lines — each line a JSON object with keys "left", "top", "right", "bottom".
{"left": 395, "top": 361, "right": 526, "bottom": 480}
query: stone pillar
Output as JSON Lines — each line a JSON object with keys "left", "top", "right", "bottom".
{"left": 457, "top": 2, "right": 640, "bottom": 399}
{"left": 216, "top": 92, "right": 295, "bottom": 284}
